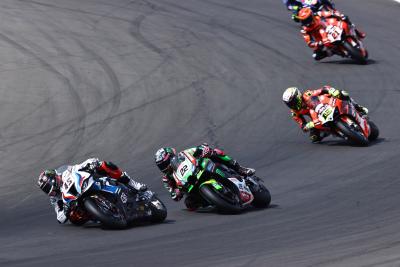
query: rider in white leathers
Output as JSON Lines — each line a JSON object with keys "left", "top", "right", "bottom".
{"left": 37, "top": 158, "right": 146, "bottom": 223}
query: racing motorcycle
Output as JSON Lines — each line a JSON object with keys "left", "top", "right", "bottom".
{"left": 172, "top": 152, "right": 271, "bottom": 213}
{"left": 57, "top": 165, "right": 167, "bottom": 229}
{"left": 322, "top": 16, "right": 368, "bottom": 64}
{"left": 311, "top": 95, "right": 379, "bottom": 146}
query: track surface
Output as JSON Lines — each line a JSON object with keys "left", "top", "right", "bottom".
{"left": 0, "top": 0, "right": 399, "bottom": 266}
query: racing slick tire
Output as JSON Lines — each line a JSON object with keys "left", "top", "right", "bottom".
{"left": 343, "top": 41, "right": 367, "bottom": 65}
{"left": 84, "top": 194, "right": 127, "bottom": 229}
{"left": 368, "top": 121, "right": 379, "bottom": 141}
{"left": 199, "top": 184, "right": 243, "bottom": 214}
{"left": 335, "top": 119, "right": 369, "bottom": 146}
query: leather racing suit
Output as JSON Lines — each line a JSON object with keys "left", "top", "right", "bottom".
{"left": 161, "top": 144, "right": 254, "bottom": 210}
{"left": 289, "top": 86, "right": 367, "bottom": 142}
{"left": 49, "top": 158, "right": 146, "bottom": 223}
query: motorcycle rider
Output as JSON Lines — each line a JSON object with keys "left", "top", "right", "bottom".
{"left": 297, "top": 7, "right": 366, "bottom": 61}
{"left": 154, "top": 144, "right": 255, "bottom": 210}
{"left": 283, "top": 0, "right": 335, "bottom": 22}
{"left": 37, "top": 158, "right": 147, "bottom": 224}
{"left": 282, "top": 86, "right": 369, "bottom": 142}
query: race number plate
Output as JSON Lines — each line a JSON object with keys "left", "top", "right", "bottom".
{"left": 326, "top": 25, "right": 343, "bottom": 43}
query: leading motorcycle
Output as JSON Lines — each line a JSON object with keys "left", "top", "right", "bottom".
{"left": 58, "top": 165, "right": 167, "bottom": 229}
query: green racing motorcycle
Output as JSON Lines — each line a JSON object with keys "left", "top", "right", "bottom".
{"left": 172, "top": 152, "right": 271, "bottom": 213}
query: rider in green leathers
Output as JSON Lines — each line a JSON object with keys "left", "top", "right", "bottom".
{"left": 155, "top": 144, "right": 255, "bottom": 210}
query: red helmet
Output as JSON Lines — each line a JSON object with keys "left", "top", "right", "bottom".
{"left": 297, "top": 8, "right": 317, "bottom": 27}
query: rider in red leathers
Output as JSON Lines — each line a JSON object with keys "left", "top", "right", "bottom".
{"left": 37, "top": 158, "right": 146, "bottom": 224}
{"left": 282, "top": 86, "right": 368, "bottom": 142}
{"left": 297, "top": 8, "right": 365, "bottom": 60}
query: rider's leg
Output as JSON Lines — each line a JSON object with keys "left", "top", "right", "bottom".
{"left": 211, "top": 149, "right": 255, "bottom": 176}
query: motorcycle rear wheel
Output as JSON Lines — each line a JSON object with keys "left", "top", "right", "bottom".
{"left": 335, "top": 119, "right": 369, "bottom": 146}
{"left": 343, "top": 41, "right": 367, "bottom": 65}
{"left": 84, "top": 194, "right": 127, "bottom": 229}
{"left": 251, "top": 183, "right": 271, "bottom": 209}
{"left": 199, "top": 184, "right": 242, "bottom": 214}
{"left": 368, "top": 121, "right": 379, "bottom": 141}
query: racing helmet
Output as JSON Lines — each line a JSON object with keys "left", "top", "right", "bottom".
{"left": 282, "top": 87, "right": 303, "bottom": 110}
{"left": 37, "top": 169, "right": 60, "bottom": 196}
{"left": 155, "top": 147, "right": 177, "bottom": 173}
{"left": 297, "top": 8, "right": 316, "bottom": 27}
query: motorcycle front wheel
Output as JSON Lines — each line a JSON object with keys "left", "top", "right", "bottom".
{"left": 199, "top": 183, "right": 243, "bottom": 214}
{"left": 335, "top": 119, "right": 369, "bottom": 146}
{"left": 84, "top": 194, "right": 127, "bottom": 229}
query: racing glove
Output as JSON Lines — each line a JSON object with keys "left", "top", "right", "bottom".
{"left": 54, "top": 200, "right": 68, "bottom": 224}
{"left": 302, "top": 121, "right": 315, "bottom": 132}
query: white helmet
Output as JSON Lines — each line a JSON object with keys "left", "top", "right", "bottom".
{"left": 282, "top": 87, "right": 302, "bottom": 110}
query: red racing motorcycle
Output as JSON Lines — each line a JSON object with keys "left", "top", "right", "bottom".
{"left": 322, "top": 16, "right": 368, "bottom": 64}
{"left": 310, "top": 95, "right": 379, "bottom": 146}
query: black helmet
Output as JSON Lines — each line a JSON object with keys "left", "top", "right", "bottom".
{"left": 37, "top": 169, "right": 59, "bottom": 196}
{"left": 155, "top": 147, "right": 176, "bottom": 173}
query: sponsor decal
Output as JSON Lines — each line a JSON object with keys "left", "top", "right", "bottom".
{"left": 120, "top": 192, "right": 128, "bottom": 203}
{"left": 240, "top": 192, "right": 251, "bottom": 203}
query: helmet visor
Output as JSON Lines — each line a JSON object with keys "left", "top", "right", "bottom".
{"left": 41, "top": 181, "right": 54, "bottom": 195}
{"left": 286, "top": 95, "right": 302, "bottom": 110}
{"left": 301, "top": 15, "right": 314, "bottom": 27}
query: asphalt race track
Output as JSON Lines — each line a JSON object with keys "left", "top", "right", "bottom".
{"left": 0, "top": 0, "right": 399, "bottom": 266}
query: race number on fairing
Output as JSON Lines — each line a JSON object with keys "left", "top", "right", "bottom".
{"left": 316, "top": 104, "right": 334, "bottom": 123}
{"left": 326, "top": 25, "right": 343, "bottom": 42}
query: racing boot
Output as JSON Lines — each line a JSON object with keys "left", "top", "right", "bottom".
{"left": 341, "top": 15, "right": 366, "bottom": 39}
{"left": 354, "top": 104, "right": 369, "bottom": 116}
{"left": 120, "top": 172, "right": 147, "bottom": 192}
{"left": 348, "top": 97, "right": 368, "bottom": 116}
{"left": 232, "top": 161, "right": 255, "bottom": 177}
{"left": 353, "top": 26, "right": 366, "bottom": 39}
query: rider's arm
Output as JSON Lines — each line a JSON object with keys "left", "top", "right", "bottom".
{"left": 79, "top": 158, "right": 123, "bottom": 179}
{"left": 162, "top": 174, "right": 182, "bottom": 201}
{"left": 193, "top": 144, "right": 233, "bottom": 164}
{"left": 291, "top": 110, "right": 307, "bottom": 129}
{"left": 301, "top": 30, "right": 320, "bottom": 49}
{"left": 50, "top": 196, "right": 68, "bottom": 224}
{"left": 313, "top": 85, "right": 347, "bottom": 99}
